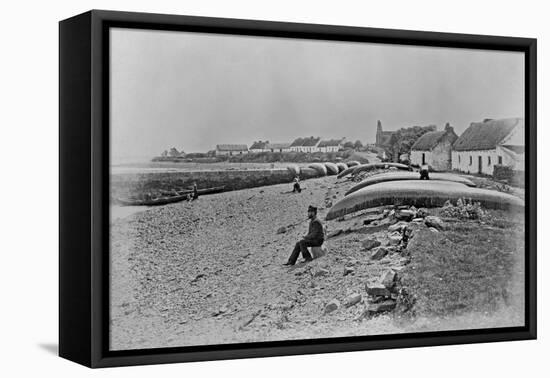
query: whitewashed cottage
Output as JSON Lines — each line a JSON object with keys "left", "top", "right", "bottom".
{"left": 451, "top": 118, "right": 524, "bottom": 174}
{"left": 215, "top": 144, "right": 249, "bottom": 156}
{"left": 410, "top": 123, "right": 458, "bottom": 171}
{"left": 317, "top": 138, "right": 345, "bottom": 153}
{"left": 289, "top": 137, "right": 321, "bottom": 153}
{"left": 264, "top": 142, "right": 291, "bottom": 153}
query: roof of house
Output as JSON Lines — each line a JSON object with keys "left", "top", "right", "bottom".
{"left": 318, "top": 139, "right": 344, "bottom": 147}
{"left": 290, "top": 137, "right": 320, "bottom": 147}
{"left": 216, "top": 144, "right": 248, "bottom": 151}
{"left": 411, "top": 129, "right": 457, "bottom": 151}
{"left": 266, "top": 142, "right": 291, "bottom": 149}
{"left": 453, "top": 118, "right": 522, "bottom": 151}
{"left": 249, "top": 141, "right": 268, "bottom": 150}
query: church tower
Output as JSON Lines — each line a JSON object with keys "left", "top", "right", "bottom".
{"left": 376, "top": 120, "right": 383, "bottom": 146}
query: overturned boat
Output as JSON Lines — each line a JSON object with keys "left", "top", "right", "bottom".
{"left": 337, "top": 162, "right": 410, "bottom": 179}
{"left": 345, "top": 171, "right": 476, "bottom": 196}
{"left": 117, "top": 186, "right": 225, "bottom": 206}
{"left": 308, "top": 163, "right": 328, "bottom": 176}
{"left": 326, "top": 180, "right": 524, "bottom": 220}
{"left": 336, "top": 162, "right": 348, "bottom": 173}
{"left": 324, "top": 162, "right": 339, "bottom": 175}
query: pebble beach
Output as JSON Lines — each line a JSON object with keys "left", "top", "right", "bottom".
{"left": 109, "top": 174, "right": 525, "bottom": 351}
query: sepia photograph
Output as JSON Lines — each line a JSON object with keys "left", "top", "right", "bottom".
{"left": 108, "top": 27, "right": 526, "bottom": 351}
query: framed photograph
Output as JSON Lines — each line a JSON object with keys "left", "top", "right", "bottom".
{"left": 59, "top": 10, "right": 536, "bottom": 368}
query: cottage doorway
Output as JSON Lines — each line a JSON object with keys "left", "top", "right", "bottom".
{"left": 422, "top": 153, "right": 426, "bottom": 165}
{"left": 478, "top": 156, "right": 482, "bottom": 174}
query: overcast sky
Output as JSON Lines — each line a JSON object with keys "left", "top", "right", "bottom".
{"left": 110, "top": 28, "right": 524, "bottom": 161}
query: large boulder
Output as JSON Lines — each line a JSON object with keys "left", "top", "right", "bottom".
{"left": 324, "top": 299, "right": 340, "bottom": 314}
{"left": 362, "top": 238, "right": 381, "bottom": 250}
{"left": 370, "top": 247, "right": 388, "bottom": 260}
{"left": 425, "top": 216, "right": 446, "bottom": 230}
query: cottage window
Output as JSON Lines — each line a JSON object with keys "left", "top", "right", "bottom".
{"left": 487, "top": 156, "right": 491, "bottom": 166}
{"left": 458, "top": 155, "right": 461, "bottom": 163}
{"left": 498, "top": 156, "right": 503, "bottom": 165}
{"left": 469, "top": 156, "right": 472, "bottom": 165}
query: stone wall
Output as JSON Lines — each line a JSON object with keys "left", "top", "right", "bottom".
{"left": 111, "top": 168, "right": 316, "bottom": 198}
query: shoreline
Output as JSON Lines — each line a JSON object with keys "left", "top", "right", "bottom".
{"left": 109, "top": 175, "right": 525, "bottom": 351}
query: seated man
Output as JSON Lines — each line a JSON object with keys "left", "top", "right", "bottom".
{"left": 292, "top": 176, "right": 302, "bottom": 193}
{"left": 283, "top": 205, "right": 324, "bottom": 266}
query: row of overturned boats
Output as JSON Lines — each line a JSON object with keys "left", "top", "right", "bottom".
{"left": 285, "top": 161, "right": 525, "bottom": 221}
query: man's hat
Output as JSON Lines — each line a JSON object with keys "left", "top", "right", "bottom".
{"left": 308, "top": 205, "right": 317, "bottom": 213}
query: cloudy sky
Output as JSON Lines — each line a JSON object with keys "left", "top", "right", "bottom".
{"left": 110, "top": 27, "right": 524, "bottom": 161}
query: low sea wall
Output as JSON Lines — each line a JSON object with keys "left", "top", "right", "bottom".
{"left": 111, "top": 168, "right": 322, "bottom": 198}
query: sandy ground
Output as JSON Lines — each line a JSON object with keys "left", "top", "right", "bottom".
{"left": 109, "top": 174, "right": 524, "bottom": 351}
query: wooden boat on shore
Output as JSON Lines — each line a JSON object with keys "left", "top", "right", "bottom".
{"left": 117, "top": 186, "right": 225, "bottom": 206}
{"left": 345, "top": 172, "right": 476, "bottom": 196}
{"left": 326, "top": 180, "right": 524, "bottom": 220}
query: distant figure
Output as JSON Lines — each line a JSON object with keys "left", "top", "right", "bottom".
{"left": 186, "top": 193, "right": 193, "bottom": 201}
{"left": 283, "top": 206, "right": 324, "bottom": 266}
{"left": 420, "top": 164, "right": 430, "bottom": 180}
{"left": 292, "top": 176, "right": 302, "bottom": 193}
{"left": 192, "top": 182, "right": 199, "bottom": 200}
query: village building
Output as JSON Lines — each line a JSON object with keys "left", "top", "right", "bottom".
{"left": 215, "top": 144, "right": 249, "bottom": 156}
{"left": 289, "top": 137, "right": 321, "bottom": 153}
{"left": 264, "top": 142, "right": 291, "bottom": 153}
{"left": 451, "top": 118, "right": 524, "bottom": 175}
{"left": 249, "top": 141, "right": 268, "bottom": 153}
{"left": 317, "top": 138, "right": 345, "bottom": 153}
{"left": 374, "top": 120, "right": 399, "bottom": 161}
{"left": 410, "top": 123, "right": 458, "bottom": 171}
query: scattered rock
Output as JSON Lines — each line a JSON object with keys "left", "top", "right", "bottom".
{"left": 429, "top": 227, "right": 440, "bottom": 233}
{"left": 344, "top": 293, "right": 362, "bottom": 308}
{"left": 343, "top": 266, "right": 355, "bottom": 276}
{"left": 362, "top": 213, "right": 386, "bottom": 225}
{"left": 412, "top": 218, "right": 424, "bottom": 223}
{"left": 324, "top": 299, "right": 340, "bottom": 314}
{"left": 387, "top": 233, "right": 402, "bottom": 245}
{"left": 313, "top": 268, "right": 330, "bottom": 277}
{"left": 380, "top": 270, "right": 397, "bottom": 289}
{"left": 388, "top": 221, "right": 409, "bottom": 233}
{"left": 362, "top": 238, "right": 382, "bottom": 250}
{"left": 327, "top": 229, "right": 343, "bottom": 238}
{"left": 366, "top": 283, "right": 391, "bottom": 297}
{"left": 395, "top": 209, "right": 415, "bottom": 221}
{"left": 370, "top": 247, "right": 388, "bottom": 260}
{"left": 425, "top": 216, "right": 446, "bottom": 230}
{"left": 366, "top": 299, "right": 397, "bottom": 314}
{"left": 276, "top": 226, "right": 287, "bottom": 234}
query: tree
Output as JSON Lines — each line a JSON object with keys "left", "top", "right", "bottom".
{"left": 343, "top": 141, "right": 354, "bottom": 149}
{"left": 354, "top": 140, "right": 363, "bottom": 149}
{"left": 393, "top": 125, "right": 436, "bottom": 157}
{"left": 168, "top": 147, "right": 181, "bottom": 157}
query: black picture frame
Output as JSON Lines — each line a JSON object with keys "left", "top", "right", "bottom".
{"left": 59, "top": 9, "right": 537, "bottom": 368}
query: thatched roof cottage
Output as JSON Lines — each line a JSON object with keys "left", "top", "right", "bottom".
{"left": 410, "top": 123, "right": 458, "bottom": 171}
{"left": 451, "top": 118, "right": 524, "bottom": 174}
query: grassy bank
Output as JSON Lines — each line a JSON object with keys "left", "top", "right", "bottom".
{"left": 398, "top": 211, "right": 524, "bottom": 319}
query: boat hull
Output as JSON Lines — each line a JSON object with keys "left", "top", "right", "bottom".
{"left": 326, "top": 180, "right": 524, "bottom": 220}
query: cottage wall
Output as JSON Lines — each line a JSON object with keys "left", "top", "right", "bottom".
{"left": 410, "top": 150, "right": 430, "bottom": 167}
{"left": 431, "top": 138, "right": 454, "bottom": 171}
{"left": 496, "top": 145, "right": 525, "bottom": 171}
{"left": 451, "top": 149, "right": 499, "bottom": 175}
{"left": 410, "top": 138, "right": 453, "bottom": 171}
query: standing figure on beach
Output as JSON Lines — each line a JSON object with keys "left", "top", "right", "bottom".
{"left": 283, "top": 205, "right": 324, "bottom": 266}
{"left": 192, "top": 182, "right": 199, "bottom": 200}
{"left": 419, "top": 163, "right": 430, "bottom": 180}
{"left": 292, "top": 176, "right": 302, "bottom": 193}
